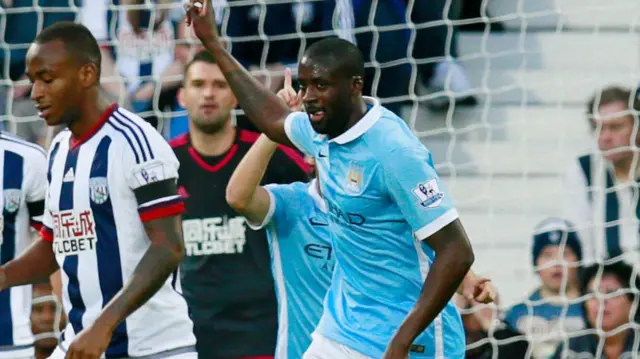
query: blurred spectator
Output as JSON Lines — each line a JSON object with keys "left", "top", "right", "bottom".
{"left": 552, "top": 261, "right": 640, "bottom": 359}
{"left": 352, "top": 0, "right": 412, "bottom": 116}
{"left": 351, "top": 0, "right": 475, "bottom": 116}
{"left": 505, "top": 218, "right": 585, "bottom": 359}
{"left": 455, "top": 293, "right": 530, "bottom": 359}
{"left": 406, "top": 0, "right": 477, "bottom": 111}
{"left": 0, "top": 0, "right": 78, "bottom": 141}
{"left": 31, "top": 281, "right": 65, "bottom": 359}
{"left": 169, "top": 50, "right": 310, "bottom": 359}
{"left": 78, "top": 0, "right": 129, "bottom": 106}
{"left": 80, "top": 0, "right": 185, "bottom": 119}
{"left": 563, "top": 86, "right": 640, "bottom": 265}
{"left": 224, "top": 0, "right": 338, "bottom": 92}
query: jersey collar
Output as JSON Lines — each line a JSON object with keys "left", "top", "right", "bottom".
{"left": 307, "top": 179, "right": 327, "bottom": 213}
{"left": 329, "top": 96, "right": 381, "bottom": 145}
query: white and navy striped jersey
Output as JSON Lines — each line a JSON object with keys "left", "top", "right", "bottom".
{"left": 0, "top": 132, "right": 47, "bottom": 359}
{"left": 80, "top": 0, "right": 175, "bottom": 94}
{"left": 40, "top": 104, "right": 196, "bottom": 358}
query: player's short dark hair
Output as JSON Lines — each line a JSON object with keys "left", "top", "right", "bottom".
{"left": 35, "top": 21, "right": 102, "bottom": 78}
{"left": 183, "top": 50, "right": 217, "bottom": 83}
{"left": 303, "top": 37, "right": 365, "bottom": 78}
{"left": 586, "top": 86, "right": 640, "bottom": 129}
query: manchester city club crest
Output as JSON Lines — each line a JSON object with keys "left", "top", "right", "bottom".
{"left": 89, "top": 177, "right": 109, "bottom": 205}
{"left": 345, "top": 163, "right": 364, "bottom": 194}
{"left": 3, "top": 189, "right": 21, "bottom": 213}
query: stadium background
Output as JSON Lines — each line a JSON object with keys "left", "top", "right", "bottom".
{"left": 2, "top": 0, "right": 638, "bottom": 355}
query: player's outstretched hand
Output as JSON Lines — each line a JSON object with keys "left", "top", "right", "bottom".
{"left": 276, "top": 68, "right": 302, "bottom": 111}
{"left": 65, "top": 324, "right": 112, "bottom": 359}
{"left": 463, "top": 276, "right": 496, "bottom": 304}
{"left": 184, "top": 0, "right": 219, "bottom": 47}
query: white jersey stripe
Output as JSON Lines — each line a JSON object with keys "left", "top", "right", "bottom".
{"left": 107, "top": 117, "right": 147, "bottom": 164}
{"left": 138, "top": 195, "right": 181, "bottom": 209}
{"left": 116, "top": 108, "right": 155, "bottom": 161}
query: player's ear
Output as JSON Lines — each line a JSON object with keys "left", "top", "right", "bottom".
{"left": 79, "top": 63, "right": 99, "bottom": 88}
{"left": 351, "top": 76, "right": 364, "bottom": 94}
{"left": 177, "top": 87, "right": 186, "bottom": 108}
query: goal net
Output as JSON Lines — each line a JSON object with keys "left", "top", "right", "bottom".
{"left": 3, "top": 0, "right": 640, "bottom": 357}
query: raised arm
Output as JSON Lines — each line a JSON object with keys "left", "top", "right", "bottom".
{"left": 185, "top": 0, "right": 293, "bottom": 146}
{"left": 227, "top": 70, "right": 304, "bottom": 225}
{"left": 226, "top": 135, "right": 278, "bottom": 225}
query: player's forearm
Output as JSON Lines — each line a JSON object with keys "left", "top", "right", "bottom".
{"left": 94, "top": 216, "right": 184, "bottom": 332}
{"left": 0, "top": 238, "right": 58, "bottom": 291}
{"left": 226, "top": 135, "right": 278, "bottom": 211}
{"left": 203, "top": 41, "right": 292, "bottom": 144}
{"left": 391, "top": 221, "right": 474, "bottom": 347}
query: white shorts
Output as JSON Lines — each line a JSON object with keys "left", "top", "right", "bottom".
{"left": 47, "top": 345, "right": 198, "bottom": 359}
{"left": 303, "top": 333, "right": 374, "bottom": 359}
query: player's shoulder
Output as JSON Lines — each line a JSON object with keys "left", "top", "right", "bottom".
{"left": 267, "top": 181, "right": 314, "bottom": 207}
{"left": 168, "top": 133, "right": 189, "bottom": 150}
{"left": 266, "top": 181, "right": 309, "bottom": 199}
{"left": 105, "top": 105, "right": 175, "bottom": 163}
{"left": 107, "top": 106, "right": 163, "bottom": 139}
{"left": 0, "top": 131, "right": 47, "bottom": 162}
{"left": 363, "top": 105, "right": 422, "bottom": 153}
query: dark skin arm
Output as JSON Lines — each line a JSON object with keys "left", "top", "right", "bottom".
{"left": 184, "top": 0, "right": 294, "bottom": 146}
{"left": 0, "top": 238, "right": 59, "bottom": 291}
{"left": 384, "top": 219, "right": 474, "bottom": 358}
{"left": 65, "top": 215, "right": 185, "bottom": 359}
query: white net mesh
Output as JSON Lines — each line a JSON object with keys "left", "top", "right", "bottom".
{"left": 3, "top": 0, "right": 640, "bottom": 357}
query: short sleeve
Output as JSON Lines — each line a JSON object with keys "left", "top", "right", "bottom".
{"left": 381, "top": 146, "right": 458, "bottom": 240}
{"left": 23, "top": 149, "right": 47, "bottom": 230}
{"left": 247, "top": 183, "right": 302, "bottom": 231}
{"left": 121, "top": 121, "right": 184, "bottom": 222}
{"left": 283, "top": 112, "right": 318, "bottom": 156}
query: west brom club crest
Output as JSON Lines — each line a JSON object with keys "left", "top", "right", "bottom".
{"left": 3, "top": 189, "right": 21, "bottom": 213}
{"left": 89, "top": 177, "right": 109, "bottom": 204}
{"left": 412, "top": 179, "right": 444, "bottom": 208}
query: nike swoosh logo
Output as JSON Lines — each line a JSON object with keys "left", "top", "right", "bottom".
{"left": 309, "top": 217, "right": 328, "bottom": 226}
{"left": 318, "top": 152, "right": 327, "bottom": 158}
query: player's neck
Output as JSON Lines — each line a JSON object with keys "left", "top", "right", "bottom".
{"left": 68, "top": 90, "right": 111, "bottom": 140}
{"left": 339, "top": 97, "right": 368, "bottom": 137}
{"left": 613, "top": 156, "right": 638, "bottom": 182}
{"left": 539, "top": 284, "right": 580, "bottom": 300}
{"left": 189, "top": 119, "right": 236, "bottom": 157}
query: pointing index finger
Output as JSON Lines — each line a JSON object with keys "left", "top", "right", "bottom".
{"left": 284, "top": 68, "right": 293, "bottom": 89}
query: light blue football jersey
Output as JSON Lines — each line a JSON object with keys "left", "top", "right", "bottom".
{"left": 249, "top": 180, "right": 334, "bottom": 359}
{"left": 283, "top": 97, "right": 465, "bottom": 359}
